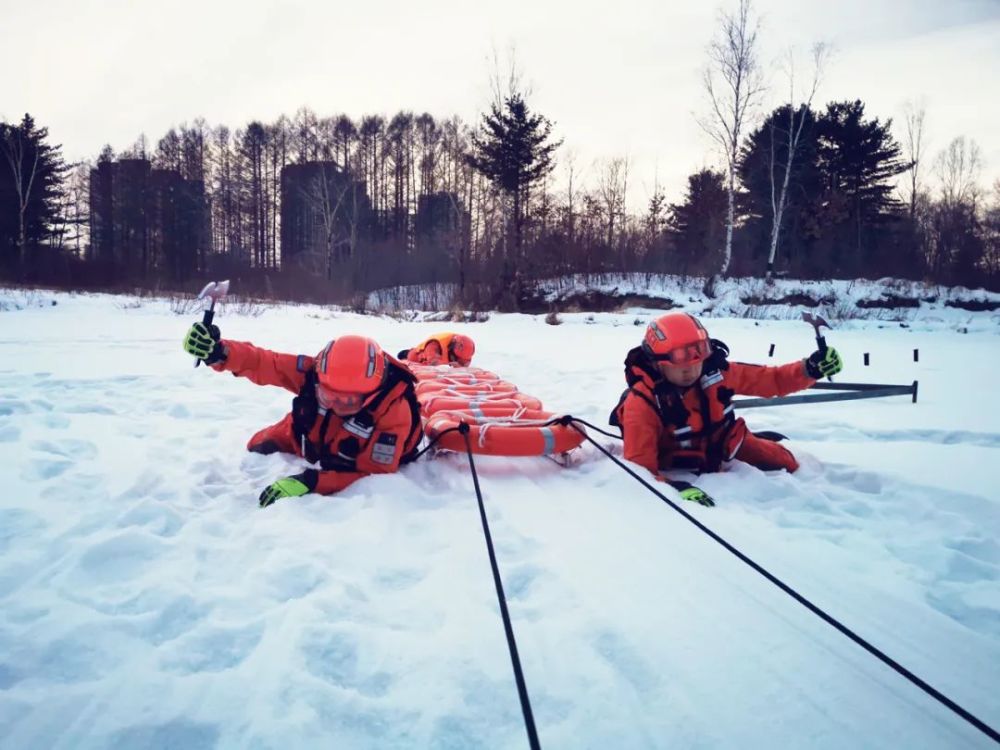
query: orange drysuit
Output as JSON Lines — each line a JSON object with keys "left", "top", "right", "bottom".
{"left": 404, "top": 333, "right": 466, "bottom": 365}
{"left": 614, "top": 343, "right": 815, "bottom": 476}
{"left": 211, "top": 340, "right": 422, "bottom": 494}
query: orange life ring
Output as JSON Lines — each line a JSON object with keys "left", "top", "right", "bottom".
{"left": 416, "top": 380, "right": 518, "bottom": 396}
{"left": 409, "top": 365, "right": 499, "bottom": 381}
{"left": 425, "top": 410, "right": 585, "bottom": 456}
{"left": 420, "top": 394, "right": 544, "bottom": 416}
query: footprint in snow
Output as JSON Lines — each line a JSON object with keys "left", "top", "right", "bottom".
{"left": 41, "top": 412, "right": 71, "bottom": 428}
{"left": 592, "top": 628, "right": 661, "bottom": 695}
{"left": 109, "top": 721, "right": 220, "bottom": 750}
{"left": 263, "top": 562, "right": 328, "bottom": 601}
{"left": 945, "top": 536, "right": 1000, "bottom": 567}
{"left": 31, "top": 438, "right": 99, "bottom": 460}
{"left": 0, "top": 510, "right": 48, "bottom": 557}
{"left": 63, "top": 402, "right": 117, "bottom": 415}
{"left": 823, "top": 465, "right": 883, "bottom": 494}
{"left": 374, "top": 567, "right": 425, "bottom": 592}
{"left": 20, "top": 458, "right": 73, "bottom": 481}
{"left": 116, "top": 501, "right": 185, "bottom": 537}
{"left": 926, "top": 589, "right": 1000, "bottom": 639}
{"left": 504, "top": 564, "right": 542, "bottom": 601}
{"left": 301, "top": 628, "right": 393, "bottom": 697}
{"left": 0, "top": 399, "right": 31, "bottom": 416}
{"left": 138, "top": 595, "right": 212, "bottom": 646}
{"left": 159, "top": 621, "right": 264, "bottom": 674}
{"left": 62, "top": 530, "right": 168, "bottom": 588}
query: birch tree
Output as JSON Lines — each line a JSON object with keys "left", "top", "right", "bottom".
{"left": 764, "top": 43, "right": 829, "bottom": 279}
{"left": 700, "top": 0, "right": 765, "bottom": 278}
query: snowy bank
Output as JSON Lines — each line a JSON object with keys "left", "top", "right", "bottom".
{"left": 365, "top": 274, "right": 1000, "bottom": 333}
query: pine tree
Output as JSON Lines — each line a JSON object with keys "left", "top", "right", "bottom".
{"left": 0, "top": 114, "right": 67, "bottom": 276}
{"left": 814, "top": 100, "right": 907, "bottom": 274}
{"left": 468, "top": 93, "right": 561, "bottom": 264}
{"left": 667, "top": 170, "right": 728, "bottom": 277}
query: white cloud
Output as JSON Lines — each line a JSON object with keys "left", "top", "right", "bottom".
{"left": 2, "top": 0, "right": 997, "bottom": 207}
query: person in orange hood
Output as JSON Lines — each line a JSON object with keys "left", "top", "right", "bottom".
{"left": 612, "top": 312, "right": 842, "bottom": 506}
{"left": 183, "top": 322, "right": 422, "bottom": 507}
{"left": 399, "top": 332, "right": 476, "bottom": 367}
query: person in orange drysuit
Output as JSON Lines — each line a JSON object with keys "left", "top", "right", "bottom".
{"left": 611, "top": 312, "right": 843, "bottom": 506}
{"left": 399, "top": 332, "right": 476, "bottom": 367}
{"left": 183, "top": 322, "right": 422, "bottom": 507}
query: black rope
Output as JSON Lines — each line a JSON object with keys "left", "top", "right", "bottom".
{"left": 458, "top": 422, "right": 541, "bottom": 750}
{"left": 558, "top": 416, "right": 622, "bottom": 441}
{"left": 566, "top": 419, "right": 1000, "bottom": 746}
{"left": 409, "top": 426, "right": 461, "bottom": 462}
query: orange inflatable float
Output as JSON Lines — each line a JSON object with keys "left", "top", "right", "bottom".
{"left": 409, "top": 363, "right": 585, "bottom": 457}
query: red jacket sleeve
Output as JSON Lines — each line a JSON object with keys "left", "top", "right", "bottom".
{"left": 211, "top": 340, "right": 310, "bottom": 394}
{"left": 312, "top": 399, "right": 414, "bottom": 495}
{"left": 621, "top": 391, "right": 664, "bottom": 477}
{"left": 725, "top": 360, "right": 815, "bottom": 398}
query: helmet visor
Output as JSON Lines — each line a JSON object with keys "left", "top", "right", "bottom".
{"left": 316, "top": 385, "right": 366, "bottom": 415}
{"left": 646, "top": 339, "right": 711, "bottom": 366}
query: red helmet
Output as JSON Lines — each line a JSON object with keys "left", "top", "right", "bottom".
{"left": 315, "top": 336, "right": 386, "bottom": 413}
{"left": 641, "top": 313, "right": 711, "bottom": 367}
{"left": 449, "top": 334, "right": 475, "bottom": 365}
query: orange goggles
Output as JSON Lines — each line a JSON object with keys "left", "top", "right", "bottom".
{"left": 316, "top": 385, "right": 367, "bottom": 413}
{"left": 646, "top": 339, "right": 711, "bottom": 366}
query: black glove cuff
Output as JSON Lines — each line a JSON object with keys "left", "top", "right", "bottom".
{"left": 204, "top": 341, "right": 227, "bottom": 366}
{"left": 292, "top": 469, "right": 319, "bottom": 492}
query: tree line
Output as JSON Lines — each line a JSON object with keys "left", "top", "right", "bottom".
{"left": 2, "top": 49, "right": 998, "bottom": 305}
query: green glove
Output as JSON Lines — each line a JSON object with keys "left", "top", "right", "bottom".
{"left": 258, "top": 475, "right": 312, "bottom": 508}
{"left": 670, "top": 480, "right": 716, "bottom": 507}
{"left": 183, "top": 321, "right": 225, "bottom": 364}
{"left": 805, "top": 346, "right": 842, "bottom": 379}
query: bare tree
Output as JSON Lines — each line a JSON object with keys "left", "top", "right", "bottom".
{"left": 764, "top": 42, "right": 829, "bottom": 279}
{"left": 561, "top": 150, "right": 579, "bottom": 252}
{"left": 935, "top": 136, "right": 981, "bottom": 209}
{"left": 901, "top": 100, "right": 927, "bottom": 219}
{"left": 359, "top": 115, "right": 385, "bottom": 235}
{"left": 300, "top": 166, "right": 354, "bottom": 280}
{"left": 293, "top": 107, "right": 319, "bottom": 163}
{"left": 699, "top": 0, "right": 765, "bottom": 277}
{"left": 596, "top": 156, "right": 630, "bottom": 256}
{"left": 61, "top": 162, "right": 91, "bottom": 256}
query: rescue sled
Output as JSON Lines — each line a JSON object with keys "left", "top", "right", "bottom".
{"left": 410, "top": 364, "right": 585, "bottom": 457}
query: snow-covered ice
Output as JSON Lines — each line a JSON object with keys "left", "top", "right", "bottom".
{"left": 0, "top": 289, "right": 998, "bottom": 749}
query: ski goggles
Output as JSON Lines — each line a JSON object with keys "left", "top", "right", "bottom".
{"left": 316, "top": 385, "right": 369, "bottom": 414}
{"left": 644, "top": 338, "right": 712, "bottom": 366}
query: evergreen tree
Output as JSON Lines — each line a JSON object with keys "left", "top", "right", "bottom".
{"left": 813, "top": 100, "right": 908, "bottom": 274}
{"left": 0, "top": 114, "right": 67, "bottom": 275}
{"left": 739, "top": 105, "right": 822, "bottom": 276}
{"left": 667, "top": 170, "right": 728, "bottom": 276}
{"left": 468, "top": 93, "right": 561, "bottom": 263}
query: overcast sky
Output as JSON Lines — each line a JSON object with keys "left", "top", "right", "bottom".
{"left": 3, "top": 0, "right": 998, "bottom": 208}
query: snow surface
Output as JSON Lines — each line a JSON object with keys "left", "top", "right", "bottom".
{"left": 1, "top": 288, "right": 998, "bottom": 749}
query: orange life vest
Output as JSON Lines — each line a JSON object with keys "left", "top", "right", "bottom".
{"left": 612, "top": 342, "right": 741, "bottom": 472}
{"left": 612, "top": 341, "right": 814, "bottom": 474}
{"left": 407, "top": 332, "right": 460, "bottom": 365}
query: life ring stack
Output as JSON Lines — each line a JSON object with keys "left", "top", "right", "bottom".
{"left": 410, "top": 365, "right": 585, "bottom": 457}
